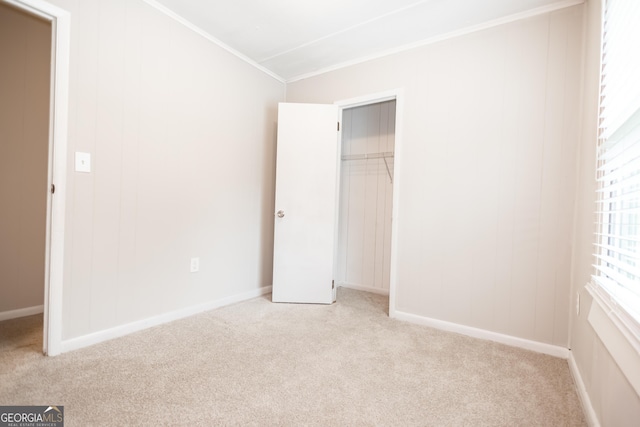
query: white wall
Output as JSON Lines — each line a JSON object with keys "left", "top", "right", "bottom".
{"left": 288, "top": 5, "right": 583, "bottom": 347}
{"left": 570, "top": 0, "right": 640, "bottom": 423}
{"left": 338, "top": 101, "right": 395, "bottom": 294}
{"left": 0, "top": 3, "right": 51, "bottom": 315}
{"left": 43, "top": 0, "right": 284, "bottom": 341}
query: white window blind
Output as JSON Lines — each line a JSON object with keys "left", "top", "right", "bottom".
{"left": 594, "top": 0, "right": 640, "bottom": 331}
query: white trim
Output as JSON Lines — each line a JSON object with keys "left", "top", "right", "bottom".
{"left": 141, "top": 0, "right": 285, "bottom": 84}
{"left": 587, "top": 281, "right": 640, "bottom": 353}
{"left": 388, "top": 91, "right": 403, "bottom": 320}
{"left": 0, "top": 305, "right": 44, "bottom": 322}
{"left": 286, "top": 0, "right": 584, "bottom": 83}
{"left": 334, "top": 89, "right": 404, "bottom": 319}
{"left": 60, "top": 286, "right": 272, "bottom": 354}
{"left": 334, "top": 92, "right": 397, "bottom": 110}
{"left": 587, "top": 282, "right": 640, "bottom": 397}
{"left": 568, "top": 353, "right": 601, "bottom": 427}
{"left": 5, "top": 0, "right": 71, "bottom": 357}
{"left": 338, "top": 283, "right": 389, "bottom": 296}
{"left": 393, "top": 310, "right": 570, "bottom": 359}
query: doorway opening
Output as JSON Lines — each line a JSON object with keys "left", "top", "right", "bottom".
{"left": 2, "top": 0, "right": 71, "bottom": 356}
{"left": 0, "top": 1, "right": 51, "bottom": 354}
{"left": 335, "top": 90, "right": 403, "bottom": 317}
{"left": 337, "top": 100, "right": 396, "bottom": 294}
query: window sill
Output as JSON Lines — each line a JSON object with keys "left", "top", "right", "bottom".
{"left": 586, "top": 281, "right": 640, "bottom": 397}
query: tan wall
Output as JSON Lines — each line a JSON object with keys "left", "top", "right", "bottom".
{"left": 43, "top": 0, "right": 284, "bottom": 340}
{"left": 570, "top": 0, "right": 640, "bottom": 423}
{"left": 0, "top": 4, "right": 51, "bottom": 314}
{"left": 288, "top": 5, "right": 583, "bottom": 347}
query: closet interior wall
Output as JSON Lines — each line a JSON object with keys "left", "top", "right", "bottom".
{"left": 0, "top": 4, "right": 51, "bottom": 317}
{"left": 337, "top": 100, "right": 396, "bottom": 294}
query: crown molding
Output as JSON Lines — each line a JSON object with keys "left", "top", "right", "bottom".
{"left": 286, "top": 0, "right": 585, "bottom": 83}
{"left": 142, "top": 0, "right": 286, "bottom": 83}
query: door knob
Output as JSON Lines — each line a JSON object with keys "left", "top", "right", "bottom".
{"left": 276, "top": 210, "right": 285, "bottom": 218}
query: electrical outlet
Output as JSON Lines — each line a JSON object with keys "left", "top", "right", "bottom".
{"left": 190, "top": 257, "right": 199, "bottom": 273}
{"left": 576, "top": 292, "right": 580, "bottom": 316}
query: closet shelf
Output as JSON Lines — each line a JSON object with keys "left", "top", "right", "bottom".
{"left": 341, "top": 151, "right": 394, "bottom": 161}
{"left": 341, "top": 151, "right": 394, "bottom": 183}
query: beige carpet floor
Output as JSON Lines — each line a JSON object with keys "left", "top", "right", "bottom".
{"left": 0, "top": 288, "right": 586, "bottom": 426}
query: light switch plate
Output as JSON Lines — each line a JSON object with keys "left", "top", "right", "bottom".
{"left": 75, "top": 152, "right": 91, "bottom": 173}
{"left": 190, "top": 257, "right": 199, "bottom": 273}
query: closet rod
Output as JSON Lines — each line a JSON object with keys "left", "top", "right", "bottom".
{"left": 340, "top": 151, "right": 394, "bottom": 161}
{"left": 341, "top": 151, "right": 394, "bottom": 183}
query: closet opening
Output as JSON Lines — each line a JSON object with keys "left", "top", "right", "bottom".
{"left": 1, "top": 0, "right": 71, "bottom": 356}
{"left": 336, "top": 99, "right": 397, "bottom": 299}
{"left": 0, "top": 1, "right": 51, "bottom": 352}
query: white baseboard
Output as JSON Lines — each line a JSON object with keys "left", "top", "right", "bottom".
{"left": 568, "top": 353, "right": 600, "bottom": 427}
{"left": 338, "top": 283, "right": 390, "bottom": 296}
{"left": 392, "top": 310, "right": 570, "bottom": 359}
{"left": 60, "top": 286, "right": 272, "bottom": 354}
{"left": 0, "top": 305, "right": 44, "bottom": 322}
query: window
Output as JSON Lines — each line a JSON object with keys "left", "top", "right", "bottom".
{"left": 592, "top": 0, "right": 640, "bottom": 338}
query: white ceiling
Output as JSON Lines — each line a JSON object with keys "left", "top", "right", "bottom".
{"left": 149, "top": 0, "right": 580, "bottom": 82}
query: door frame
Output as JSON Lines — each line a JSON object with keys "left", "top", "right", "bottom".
{"left": 334, "top": 88, "right": 404, "bottom": 318}
{"left": 5, "top": 0, "right": 70, "bottom": 356}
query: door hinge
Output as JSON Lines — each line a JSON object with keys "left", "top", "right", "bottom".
{"left": 337, "top": 122, "right": 340, "bottom": 131}
{"left": 51, "top": 184, "right": 55, "bottom": 194}
{"left": 332, "top": 280, "right": 335, "bottom": 289}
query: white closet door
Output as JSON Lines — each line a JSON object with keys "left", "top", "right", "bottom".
{"left": 272, "top": 102, "right": 339, "bottom": 304}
